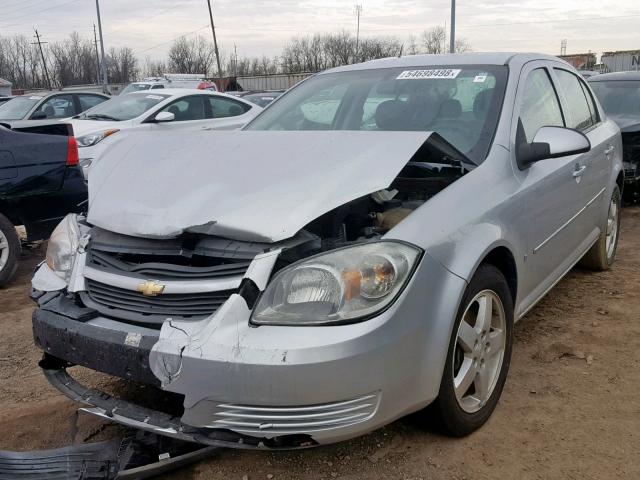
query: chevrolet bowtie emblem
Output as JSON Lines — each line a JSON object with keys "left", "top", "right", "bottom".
{"left": 137, "top": 280, "right": 165, "bottom": 297}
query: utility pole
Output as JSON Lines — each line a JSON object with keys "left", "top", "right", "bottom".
{"left": 449, "top": 0, "right": 456, "bottom": 54}
{"left": 560, "top": 39, "right": 567, "bottom": 56}
{"left": 95, "top": 0, "right": 109, "bottom": 92}
{"left": 32, "top": 29, "right": 52, "bottom": 90}
{"left": 234, "top": 43, "right": 238, "bottom": 77}
{"left": 93, "top": 24, "right": 101, "bottom": 85}
{"left": 355, "top": 4, "right": 362, "bottom": 58}
{"left": 206, "top": 0, "right": 223, "bottom": 78}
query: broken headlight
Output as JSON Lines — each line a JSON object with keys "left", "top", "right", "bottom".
{"left": 46, "top": 214, "right": 81, "bottom": 281}
{"left": 251, "top": 241, "right": 421, "bottom": 326}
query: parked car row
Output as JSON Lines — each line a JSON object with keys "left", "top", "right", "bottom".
{"left": 27, "top": 53, "right": 624, "bottom": 451}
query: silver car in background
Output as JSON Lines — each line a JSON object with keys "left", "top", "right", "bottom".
{"left": 32, "top": 53, "right": 622, "bottom": 448}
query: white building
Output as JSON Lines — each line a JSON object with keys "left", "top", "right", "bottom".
{"left": 0, "top": 78, "right": 12, "bottom": 97}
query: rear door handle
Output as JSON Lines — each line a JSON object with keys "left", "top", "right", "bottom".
{"left": 573, "top": 165, "right": 587, "bottom": 177}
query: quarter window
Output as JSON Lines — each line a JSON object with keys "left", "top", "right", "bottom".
{"left": 554, "top": 69, "right": 595, "bottom": 131}
{"left": 518, "top": 69, "right": 564, "bottom": 143}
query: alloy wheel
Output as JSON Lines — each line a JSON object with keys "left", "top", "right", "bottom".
{"left": 605, "top": 193, "right": 619, "bottom": 261}
{"left": 0, "top": 229, "right": 9, "bottom": 272}
{"left": 452, "top": 289, "right": 506, "bottom": 414}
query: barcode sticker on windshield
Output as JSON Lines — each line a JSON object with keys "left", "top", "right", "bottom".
{"left": 397, "top": 69, "right": 461, "bottom": 80}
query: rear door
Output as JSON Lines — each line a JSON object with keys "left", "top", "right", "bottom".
{"left": 551, "top": 67, "right": 612, "bottom": 234}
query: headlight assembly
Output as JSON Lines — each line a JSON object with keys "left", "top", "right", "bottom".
{"left": 46, "top": 214, "right": 81, "bottom": 281}
{"left": 251, "top": 241, "right": 421, "bottom": 326}
{"left": 76, "top": 129, "right": 119, "bottom": 148}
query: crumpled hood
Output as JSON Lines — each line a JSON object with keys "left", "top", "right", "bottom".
{"left": 87, "top": 130, "right": 432, "bottom": 242}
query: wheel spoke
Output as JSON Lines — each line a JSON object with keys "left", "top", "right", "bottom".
{"left": 457, "top": 321, "right": 477, "bottom": 353}
{"left": 487, "top": 329, "right": 504, "bottom": 357}
{"left": 474, "top": 365, "right": 491, "bottom": 402}
{"left": 475, "top": 295, "right": 493, "bottom": 333}
{"left": 454, "top": 357, "right": 476, "bottom": 399}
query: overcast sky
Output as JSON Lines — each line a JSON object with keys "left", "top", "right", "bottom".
{"left": 1, "top": 0, "right": 638, "bottom": 61}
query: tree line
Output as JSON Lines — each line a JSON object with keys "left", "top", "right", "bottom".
{"left": 0, "top": 27, "right": 470, "bottom": 90}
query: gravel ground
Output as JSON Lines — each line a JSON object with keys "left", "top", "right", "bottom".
{"left": 1, "top": 208, "right": 639, "bottom": 479}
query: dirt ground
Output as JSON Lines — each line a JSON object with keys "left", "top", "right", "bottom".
{"left": 1, "top": 209, "right": 639, "bottom": 480}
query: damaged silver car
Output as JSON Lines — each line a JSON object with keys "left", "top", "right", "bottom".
{"left": 32, "top": 53, "right": 622, "bottom": 448}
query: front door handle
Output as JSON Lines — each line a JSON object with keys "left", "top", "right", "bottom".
{"left": 604, "top": 145, "right": 615, "bottom": 155}
{"left": 573, "top": 165, "right": 587, "bottom": 177}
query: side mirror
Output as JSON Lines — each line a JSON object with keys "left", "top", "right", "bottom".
{"left": 153, "top": 111, "right": 175, "bottom": 123}
{"left": 30, "top": 110, "right": 47, "bottom": 120}
{"left": 518, "top": 126, "right": 591, "bottom": 168}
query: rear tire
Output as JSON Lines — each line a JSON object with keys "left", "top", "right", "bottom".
{"left": 0, "top": 213, "right": 20, "bottom": 287}
{"left": 428, "top": 264, "right": 514, "bottom": 437}
{"left": 581, "top": 185, "right": 621, "bottom": 271}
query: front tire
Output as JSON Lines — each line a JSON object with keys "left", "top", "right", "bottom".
{"left": 430, "top": 264, "right": 514, "bottom": 437}
{"left": 581, "top": 185, "right": 621, "bottom": 271}
{"left": 0, "top": 213, "right": 20, "bottom": 287}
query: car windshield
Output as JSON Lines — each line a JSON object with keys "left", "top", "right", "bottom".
{"left": 121, "top": 83, "right": 154, "bottom": 95}
{"left": 0, "top": 95, "right": 41, "bottom": 120}
{"left": 76, "top": 93, "right": 169, "bottom": 121}
{"left": 589, "top": 80, "right": 640, "bottom": 116}
{"left": 246, "top": 65, "right": 508, "bottom": 163}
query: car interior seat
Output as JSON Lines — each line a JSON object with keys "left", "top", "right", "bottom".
{"left": 375, "top": 100, "right": 410, "bottom": 130}
{"left": 43, "top": 105, "right": 55, "bottom": 118}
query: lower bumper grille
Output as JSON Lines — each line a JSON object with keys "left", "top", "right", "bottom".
{"left": 82, "top": 278, "right": 235, "bottom": 324}
{"left": 204, "top": 393, "right": 381, "bottom": 435}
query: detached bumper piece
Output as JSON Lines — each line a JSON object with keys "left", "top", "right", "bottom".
{"left": 41, "top": 358, "right": 318, "bottom": 450}
{"left": 0, "top": 431, "right": 217, "bottom": 480}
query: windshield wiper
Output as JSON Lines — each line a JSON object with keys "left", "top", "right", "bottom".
{"left": 86, "top": 113, "right": 120, "bottom": 121}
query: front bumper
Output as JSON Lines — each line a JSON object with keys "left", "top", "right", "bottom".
{"left": 32, "top": 253, "right": 467, "bottom": 447}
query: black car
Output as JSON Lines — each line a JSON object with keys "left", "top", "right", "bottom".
{"left": 0, "top": 121, "right": 87, "bottom": 285}
{"left": 589, "top": 72, "right": 640, "bottom": 201}
{"left": 230, "top": 90, "right": 285, "bottom": 108}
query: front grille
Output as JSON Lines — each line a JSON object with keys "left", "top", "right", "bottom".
{"left": 204, "top": 392, "right": 381, "bottom": 435}
{"left": 81, "top": 279, "right": 235, "bottom": 324}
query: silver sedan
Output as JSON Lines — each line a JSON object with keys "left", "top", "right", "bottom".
{"left": 33, "top": 52, "right": 622, "bottom": 448}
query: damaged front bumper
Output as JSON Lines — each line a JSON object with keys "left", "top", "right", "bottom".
{"left": 32, "top": 247, "right": 466, "bottom": 448}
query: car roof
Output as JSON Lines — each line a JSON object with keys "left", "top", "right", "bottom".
{"left": 17, "top": 91, "right": 107, "bottom": 98}
{"left": 127, "top": 88, "right": 253, "bottom": 104}
{"left": 323, "top": 52, "right": 569, "bottom": 74}
{"left": 588, "top": 71, "right": 640, "bottom": 82}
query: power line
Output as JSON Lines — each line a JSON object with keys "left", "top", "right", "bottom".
{"left": 132, "top": 24, "right": 210, "bottom": 55}
{"left": 3, "top": 0, "right": 54, "bottom": 18}
{"left": 0, "top": 0, "right": 85, "bottom": 29}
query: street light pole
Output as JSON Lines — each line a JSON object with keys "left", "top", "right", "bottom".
{"left": 95, "top": 0, "right": 109, "bottom": 92}
{"left": 449, "top": 0, "right": 456, "bottom": 53}
{"left": 206, "top": 0, "right": 223, "bottom": 78}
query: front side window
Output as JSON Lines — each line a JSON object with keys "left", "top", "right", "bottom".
{"left": 207, "top": 96, "right": 251, "bottom": 118}
{"left": 554, "top": 69, "right": 595, "bottom": 131}
{"left": 518, "top": 68, "right": 564, "bottom": 143}
{"left": 160, "top": 96, "right": 206, "bottom": 121}
{"left": 34, "top": 94, "right": 75, "bottom": 119}
{"left": 246, "top": 65, "right": 508, "bottom": 164}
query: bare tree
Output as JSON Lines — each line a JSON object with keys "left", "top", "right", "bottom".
{"left": 107, "top": 47, "right": 138, "bottom": 83}
{"left": 168, "top": 36, "right": 214, "bottom": 75}
{"left": 421, "top": 26, "right": 447, "bottom": 54}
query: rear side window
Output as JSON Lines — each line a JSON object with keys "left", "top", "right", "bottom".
{"left": 207, "top": 96, "right": 250, "bottom": 118}
{"left": 78, "top": 94, "right": 107, "bottom": 112}
{"left": 554, "top": 69, "right": 595, "bottom": 131}
{"left": 518, "top": 68, "right": 564, "bottom": 143}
